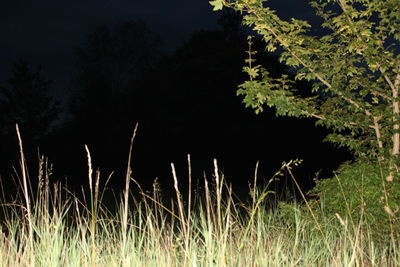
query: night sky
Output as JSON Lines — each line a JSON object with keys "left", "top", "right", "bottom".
{"left": 1, "top": 0, "right": 221, "bottom": 102}
{"left": 0, "top": 0, "right": 350, "bottom": 198}
{"left": 0, "top": 0, "right": 316, "bottom": 99}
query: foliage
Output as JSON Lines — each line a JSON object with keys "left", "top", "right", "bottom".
{"left": 310, "top": 160, "right": 400, "bottom": 242}
{"left": 210, "top": 0, "right": 400, "bottom": 160}
{"left": 210, "top": 0, "right": 400, "bottom": 243}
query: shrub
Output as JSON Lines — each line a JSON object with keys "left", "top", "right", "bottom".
{"left": 310, "top": 160, "right": 400, "bottom": 243}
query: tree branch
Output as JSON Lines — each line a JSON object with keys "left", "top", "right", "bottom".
{"left": 370, "top": 116, "right": 384, "bottom": 150}
{"left": 246, "top": 5, "right": 373, "bottom": 118}
{"left": 392, "top": 71, "right": 400, "bottom": 155}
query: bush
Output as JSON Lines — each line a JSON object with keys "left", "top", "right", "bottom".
{"left": 310, "top": 160, "right": 400, "bottom": 243}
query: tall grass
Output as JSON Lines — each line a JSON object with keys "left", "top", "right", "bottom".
{"left": 0, "top": 127, "right": 398, "bottom": 266}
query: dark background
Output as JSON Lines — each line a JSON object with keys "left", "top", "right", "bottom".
{"left": 0, "top": 0, "right": 352, "bottom": 201}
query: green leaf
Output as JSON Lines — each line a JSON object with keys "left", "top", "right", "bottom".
{"left": 209, "top": 0, "right": 224, "bottom": 11}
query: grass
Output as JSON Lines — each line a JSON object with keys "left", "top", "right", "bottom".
{"left": 0, "top": 127, "right": 398, "bottom": 266}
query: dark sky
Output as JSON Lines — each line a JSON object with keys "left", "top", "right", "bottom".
{"left": 0, "top": 0, "right": 315, "bottom": 101}
{"left": 0, "top": 0, "right": 220, "bottom": 101}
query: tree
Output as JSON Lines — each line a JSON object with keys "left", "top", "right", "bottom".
{"left": 210, "top": 0, "right": 400, "bottom": 240}
{"left": 210, "top": 0, "right": 400, "bottom": 161}
{"left": 0, "top": 61, "right": 59, "bottom": 141}
{"left": 67, "top": 20, "right": 163, "bottom": 178}
{"left": 70, "top": 20, "right": 162, "bottom": 127}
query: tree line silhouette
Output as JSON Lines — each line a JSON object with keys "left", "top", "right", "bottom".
{"left": 0, "top": 12, "right": 352, "bottom": 197}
